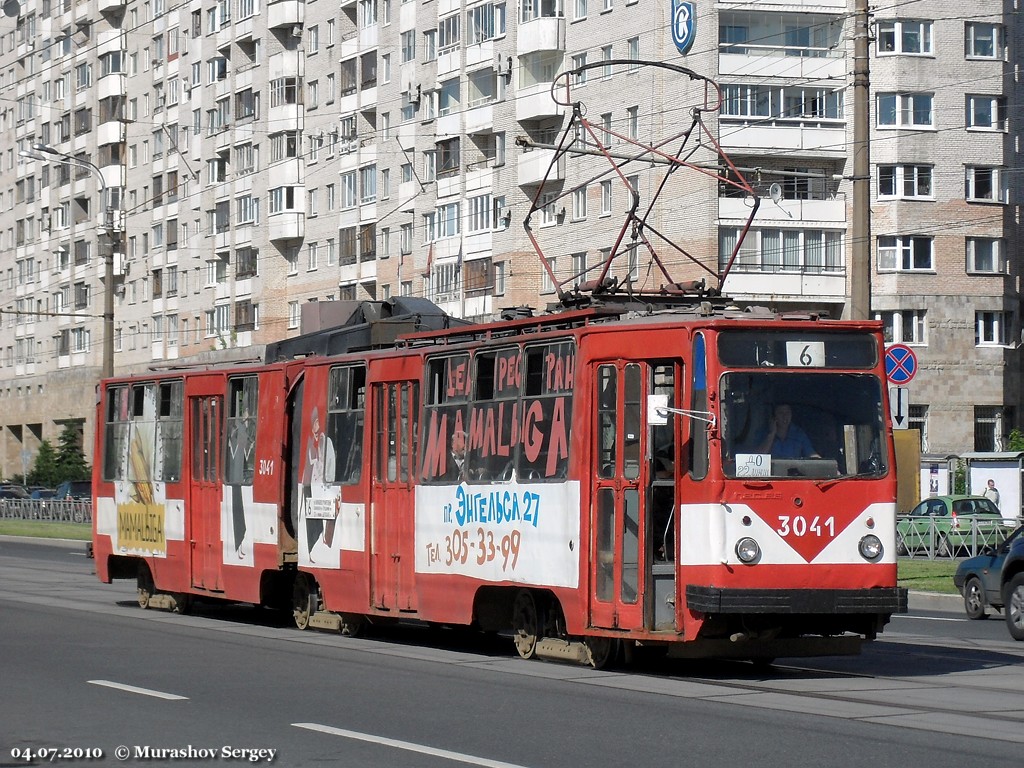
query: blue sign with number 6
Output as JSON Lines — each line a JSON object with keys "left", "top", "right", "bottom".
{"left": 672, "top": 0, "right": 697, "bottom": 55}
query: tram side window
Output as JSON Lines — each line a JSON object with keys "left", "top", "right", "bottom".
{"left": 420, "top": 354, "right": 471, "bottom": 483}
{"left": 517, "top": 341, "right": 574, "bottom": 481}
{"left": 689, "top": 334, "right": 709, "bottom": 480}
{"left": 156, "top": 380, "right": 184, "bottom": 483}
{"left": 468, "top": 347, "right": 519, "bottom": 482}
{"left": 597, "top": 365, "right": 617, "bottom": 479}
{"left": 224, "top": 377, "right": 257, "bottom": 485}
{"left": 126, "top": 383, "right": 159, "bottom": 485}
{"left": 102, "top": 385, "right": 131, "bottom": 481}
{"left": 327, "top": 365, "right": 365, "bottom": 484}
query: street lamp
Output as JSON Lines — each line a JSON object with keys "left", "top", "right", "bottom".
{"left": 21, "top": 143, "right": 116, "bottom": 379}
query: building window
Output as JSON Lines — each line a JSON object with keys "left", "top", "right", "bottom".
{"left": 966, "top": 95, "right": 1006, "bottom": 131}
{"left": 965, "top": 22, "right": 1004, "bottom": 59}
{"left": 439, "top": 78, "right": 460, "bottom": 116}
{"left": 467, "top": 2, "right": 506, "bottom": 45}
{"left": 438, "top": 13, "right": 460, "bottom": 53}
{"left": 540, "top": 256, "right": 556, "bottom": 294}
{"left": 877, "top": 310, "right": 927, "bottom": 345}
{"left": 600, "top": 180, "right": 612, "bottom": 214}
{"left": 401, "top": 30, "right": 415, "bottom": 62}
{"left": 976, "top": 311, "right": 1011, "bottom": 346}
{"left": 877, "top": 235, "right": 933, "bottom": 272}
{"left": 269, "top": 77, "right": 300, "bottom": 107}
{"left": 360, "top": 165, "right": 377, "bottom": 203}
{"left": 722, "top": 84, "right": 844, "bottom": 120}
{"left": 908, "top": 404, "right": 928, "bottom": 452}
{"left": 235, "top": 247, "right": 258, "bottom": 278}
{"left": 572, "top": 186, "right": 587, "bottom": 220}
{"left": 878, "top": 165, "right": 932, "bottom": 199}
{"left": 876, "top": 92, "right": 933, "bottom": 128}
{"left": 966, "top": 167, "right": 1005, "bottom": 203}
{"left": 720, "top": 228, "right": 844, "bottom": 274}
{"left": 876, "top": 19, "right": 932, "bottom": 55}
{"left": 975, "top": 406, "right": 1012, "bottom": 452}
{"left": 966, "top": 237, "right": 1005, "bottom": 274}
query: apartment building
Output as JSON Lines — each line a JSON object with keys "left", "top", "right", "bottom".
{"left": 0, "top": 0, "right": 1018, "bottom": 478}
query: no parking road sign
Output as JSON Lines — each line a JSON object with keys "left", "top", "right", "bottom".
{"left": 885, "top": 343, "right": 918, "bottom": 385}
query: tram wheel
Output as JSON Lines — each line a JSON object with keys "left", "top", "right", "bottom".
{"left": 512, "top": 590, "right": 539, "bottom": 659}
{"left": 338, "top": 613, "right": 365, "bottom": 637}
{"left": 171, "top": 593, "right": 192, "bottom": 615}
{"left": 293, "top": 575, "right": 316, "bottom": 631}
{"left": 137, "top": 565, "right": 154, "bottom": 610}
{"left": 584, "top": 636, "right": 618, "bottom": 669}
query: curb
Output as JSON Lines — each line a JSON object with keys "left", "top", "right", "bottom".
{"left": 908, "top": 590, "right": 962, "bottom": 614}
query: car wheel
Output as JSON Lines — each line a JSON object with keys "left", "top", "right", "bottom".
{"left": 963, "top": 576, "right": 987, "bottom": 620}
{"left": 937, "top": 533, "right": 953, "bottom": 558}
{"left": 1004, "top": 574, "right": 1024, "bottom": 641}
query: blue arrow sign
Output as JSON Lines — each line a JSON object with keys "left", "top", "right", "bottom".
{"left": 885, "top": 343, "right": 918, "bottom": 385}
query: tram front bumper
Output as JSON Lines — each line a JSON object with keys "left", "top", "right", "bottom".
{"left": 685, "top": 585, "right": 908, "bottom": 615}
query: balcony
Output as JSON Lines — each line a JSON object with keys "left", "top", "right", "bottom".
{"left": 721, "top": 269, "right": 847, "bottom": 302}
{"left": 97, "top": 0, "right": 127, "bottom": 13}
{"left": 719, "top": 48, "right": 845, "bottom": 81}
{"left": 719, "top": 194, "right": 846, "bottom": 224}
{"left": 269, "top": 211, "right": 304, "bottom": 241}
{"left": 518, "top": 147, "right": 564, "bottom": 186}
{"left": 465, "top": 103, "right": 493, "bottom": 135}
{"left": 517, "top": 16, "right": 565, "bottom": 55}
{"left": 718, "top": 120, "right": 847, "bottom": 156}
{"left": 516, "top": 83, "right": 563, "bottom": 122}
{"left": 268, "top": 0, "right": 305, "bottom": 29}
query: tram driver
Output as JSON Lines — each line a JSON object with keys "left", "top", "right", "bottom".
{"left": 755, "top": 403, "right": 820, "bottom": 459}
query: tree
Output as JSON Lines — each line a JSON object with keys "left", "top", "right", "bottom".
{"left": 55, "top": 423, "right": 90, "bottom": 482}
{"left": 1008, "top": 428, "right": 1024, "bottom": 452}
{"left": 28, "top": 440, "right": 61, "bottom": 487}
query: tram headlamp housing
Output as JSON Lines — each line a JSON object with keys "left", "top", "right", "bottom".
{"left": 735, "top": 537, "right": 760, "bottom": 564}
{"left": 858, "top": 534, "right": 883, "bottom": 561}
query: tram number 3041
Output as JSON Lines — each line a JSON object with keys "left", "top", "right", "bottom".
{"left": 776, "top": 515, "right": 836, "bottom": 538}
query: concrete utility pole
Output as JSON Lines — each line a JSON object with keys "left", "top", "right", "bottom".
{"left": 22, "top": 144, "right": 116, "bottom": 379}
{"left": 850, "top": 0, "right": 872, "bottom": 320}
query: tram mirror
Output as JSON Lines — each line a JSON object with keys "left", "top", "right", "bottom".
{"left": 647, "top": 394, "right": 669, "bottom": 426}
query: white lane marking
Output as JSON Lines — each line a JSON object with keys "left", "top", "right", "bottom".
{"left": 293, "top": 723, "right": 531, "bottom": 768}
{"left": 88, "top": 680, "right": 188, "bottom": 700}
{"left": 891, "top": 615, "right": 964, "bottom": 623}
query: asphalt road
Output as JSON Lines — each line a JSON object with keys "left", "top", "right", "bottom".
{"left": 2, "top": 537, "right": 1023, "bottom": 768}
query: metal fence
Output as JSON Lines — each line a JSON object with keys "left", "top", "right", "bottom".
{"left": 896, "top": 515, "right": 1015, "bottom": 560}
{"left": 0, "top": 499, "right": 92, "bottom": 525}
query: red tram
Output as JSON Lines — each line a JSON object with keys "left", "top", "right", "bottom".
{"left": 92, "top": 297, "right": 907, "bottom": 666}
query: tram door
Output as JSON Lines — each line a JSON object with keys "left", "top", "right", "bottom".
{"left": 590, "top": 362, "right": 650, "bottom": 630}
{"left": 589, "top": 359, "right": 680, "bottom": 632}
{"left": 370, "top": 380, "right": 419, "bottom": 612}
{"left": 187, "top": 377, "right": 224, "bottom": 592}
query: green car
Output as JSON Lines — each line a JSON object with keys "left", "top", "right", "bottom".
{"left": 897, "top": 495, "right": 1009, "bottom": 557}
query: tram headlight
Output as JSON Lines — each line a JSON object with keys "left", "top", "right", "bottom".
{"left": 859, "top": 534, "right": 883, "bottom": 561}
{"left": 735, "top": 537, "right": 760, "bottom": 564}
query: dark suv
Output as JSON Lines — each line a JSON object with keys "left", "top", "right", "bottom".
{"left": 953, "top": 525, "right": 1024, "bottom": 640}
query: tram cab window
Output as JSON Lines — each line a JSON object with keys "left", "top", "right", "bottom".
{"left": 721, "top": 372, "right": 887, "bottom": 480}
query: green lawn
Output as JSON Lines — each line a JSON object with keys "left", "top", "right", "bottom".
{"left": 897, "top": 559, "right": 958, "bottom": 594}
{"left": 0, "top": 521, "right": 961, "bottom": 594}
{"left": 0, "top": 520, "right": 91, "bottom": 541}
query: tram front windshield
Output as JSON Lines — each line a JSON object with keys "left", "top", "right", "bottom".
{"left": 720, "top": 372, "right": 888, "bottom": 480}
